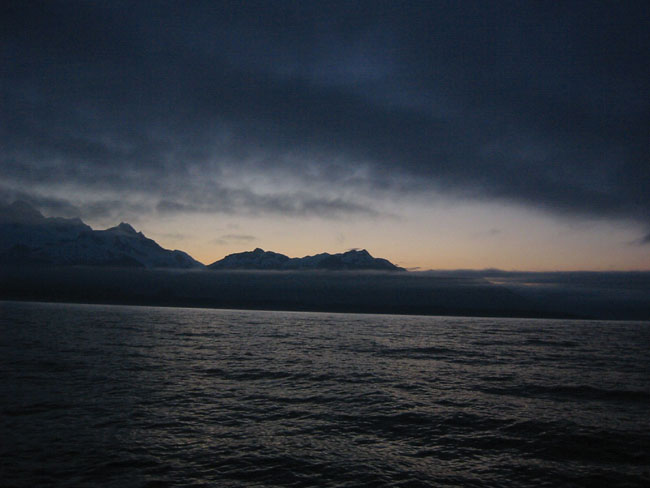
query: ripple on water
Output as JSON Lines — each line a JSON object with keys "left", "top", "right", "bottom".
{"left": 1, "top": 301, "right": 649, "bottom": 487}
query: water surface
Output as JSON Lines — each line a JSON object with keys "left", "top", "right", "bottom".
{"left": 1, "top": 301, "right": 649, "bottom": 487}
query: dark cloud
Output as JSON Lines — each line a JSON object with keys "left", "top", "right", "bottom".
{"left": 221, "top": 234, "right": 255, "bottom": 241}
{"left": 470, "top": 228, "right": 502, "bottom": 238}
{"left": 2, "top": 1, "right": 649, "bottom": 234}
{"left": 156, "top": 189, "right": 381, "bottom": 219}
{"left": 636, "top": 233, "right": 650, "bottom": 246}
{"left": 0, "top": 185, "right": 147, "bottom": 221}
{"left": 153, "top": 232, "right": 187, "bottom": 242}
{"left": 211, "top": 234, "right": 256, "bottom": 246}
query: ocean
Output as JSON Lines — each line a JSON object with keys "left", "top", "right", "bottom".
{"left": 1, "top": 301, "right": 649, "bottom": 487}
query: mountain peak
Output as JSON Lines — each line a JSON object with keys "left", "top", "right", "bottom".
{"left": 106, "top": 222, "right": 139, "bottom": 235}
{"left": 117, "top": 222, "right": 137, "bottom": 234}
{"left": 345, "top": 248, "right": 370, "bottom": 256}
{"left": 208, "top": 248, "right": 290, "bottom": 269}
{"left": 1, "top": 211, "right": 204, "bottom": 269}
{"left": 208, "top": 248, "right": 404, "bottom": 271}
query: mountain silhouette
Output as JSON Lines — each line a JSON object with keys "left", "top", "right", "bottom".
{"left": 0, "top": 201, "right": 203, "bottom": 269}
{"left": 0, "top": 202, "right": 404, "bottom": 271}
{"left": 208, "top": 247, "right": 404, "bottom": 271}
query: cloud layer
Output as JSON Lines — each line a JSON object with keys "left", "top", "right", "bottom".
{"left": 2, "top": 1, "right": 649, "bottom": 237}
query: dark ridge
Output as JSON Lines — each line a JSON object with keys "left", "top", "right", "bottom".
{"left": 208, "top": 248, "right": 405, "bottom": 271}
{"left": 0, "top": 201, "right": 203, "bottom": 269}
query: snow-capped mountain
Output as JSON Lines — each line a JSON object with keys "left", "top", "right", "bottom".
{"left": 0, "top": 202, "right": 403, "bottom": 271}
{"left": 0, "top": 201, "right": 203, "bottom": 268}
{"left": 208, "top": 248, "right": 404, "bottom": 271}
{"left": 208, "top": 248, "right": 291, "bottom": 270}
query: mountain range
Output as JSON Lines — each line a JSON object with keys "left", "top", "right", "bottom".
{"left": 2, "top": 202, "right": 649, "bottom": 320}
{"left": 0, "top": 201, "right": 403, "bottom": 271}
{"left": 0, "top": 201, "right": 202, "bottom": 268}
{"left": 208, "top": 247, "right": 404, "bottom": 271}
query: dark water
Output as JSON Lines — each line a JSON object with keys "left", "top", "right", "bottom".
{"left": 1, "top": 301, "right": 649, "bottom": 487}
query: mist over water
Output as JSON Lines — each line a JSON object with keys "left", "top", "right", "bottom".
{"left": 1, "top": 301, "right": 649, "bottom": 487}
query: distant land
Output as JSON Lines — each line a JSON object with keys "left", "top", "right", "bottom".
{"left": 0, "top": 201, "right": 202, "bottom": 269}
{"left": 209, "top": 248, "right": 404, "bottom": 271}
{"left": 0, "top": 201, "right": 402, "bottom": 271}
{"left": 1, "top": 201, "right": 649, "bottom": 320}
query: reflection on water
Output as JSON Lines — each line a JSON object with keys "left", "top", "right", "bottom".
{"left": 1, "top": 301, "right": 649, "bottom": 487}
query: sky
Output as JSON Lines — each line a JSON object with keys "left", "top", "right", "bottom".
{"left": 2, "top": 1, "right": 649, "bottom": 270}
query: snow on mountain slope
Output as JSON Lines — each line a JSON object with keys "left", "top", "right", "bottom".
{"left": 0, "top": 202, "right": 203, "bottom": 269}
{"left": 0, "top": 202, "right": 402, "bottom": 271}
{"left": 0, "top": 201, "right": 91, "bottom": 252}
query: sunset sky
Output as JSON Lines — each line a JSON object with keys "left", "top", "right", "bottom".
{"left": 2, "top": 1, "right": 649, "bottom": 270}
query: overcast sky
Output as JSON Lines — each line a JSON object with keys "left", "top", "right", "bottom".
{"left": 2, "top": 1, "right": 649, "bottom": 269}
